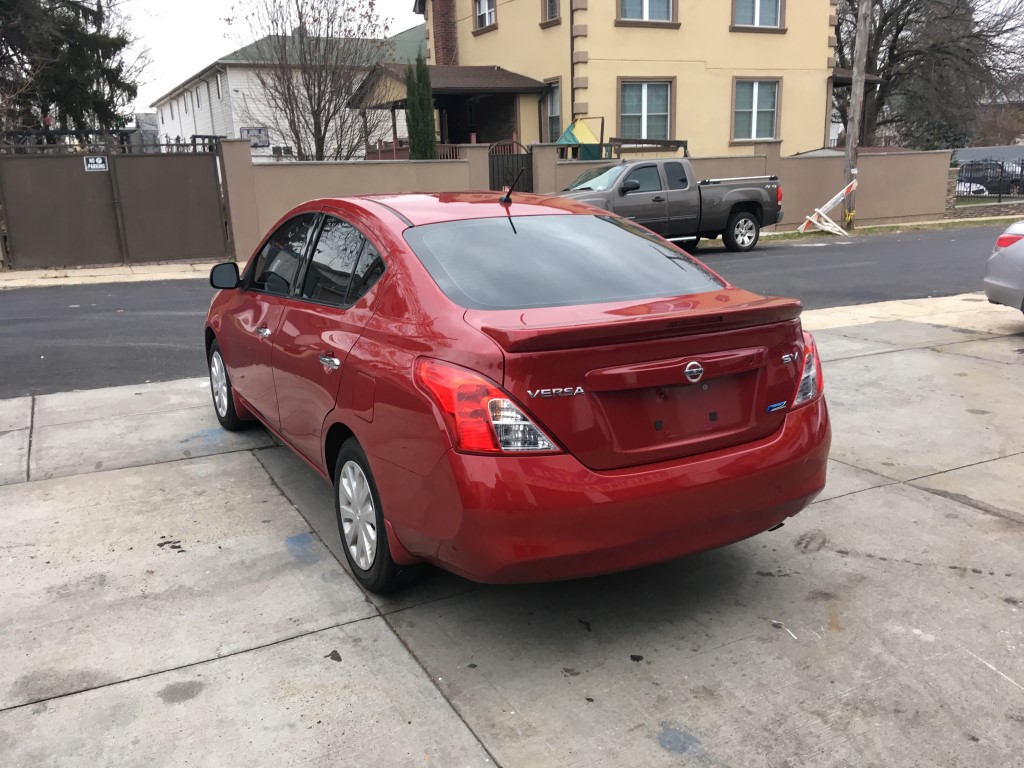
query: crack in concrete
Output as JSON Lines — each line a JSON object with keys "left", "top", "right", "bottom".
{"left": 0, "top": 615, "right": 379, "bottom": 715}
{"left": 911, "top": 485, "right": 1024, "bottom": 527}
{"left": 25, "top": 395, "right": 35, "bottom": 483}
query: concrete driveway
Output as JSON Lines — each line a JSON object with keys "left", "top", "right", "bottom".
{"left": 1, "top": 293, "right": 1022, "bottom": 767}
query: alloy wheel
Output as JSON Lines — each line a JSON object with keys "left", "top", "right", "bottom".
{"left": 734, "top": 217, "right": 757, "bottom": 248}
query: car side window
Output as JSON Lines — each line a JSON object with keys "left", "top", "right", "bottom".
{"left": 349, "top": 240, "right": 386, "bottom": 303}
{"left": 250, "top": 214, "right": 317, "bottom": 295}
{"left": 664, "top": 161, "right": 688, "bottom": 190}
{"left": 301, "top": 216, "right": 366, "bottom": 306}
{"left": 624, "top": 165, "right": 662, "bottom": 193}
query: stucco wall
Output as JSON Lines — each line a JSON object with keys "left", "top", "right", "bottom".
{"left": 427, "top": 0, "right": 833, "bottom": 157}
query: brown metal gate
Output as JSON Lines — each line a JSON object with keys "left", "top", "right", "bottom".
{"left": 488, "top": 141, "right": 533, "bottom": 193}
{"left": 0, "top": 149, "right": 228, "bottom": 269}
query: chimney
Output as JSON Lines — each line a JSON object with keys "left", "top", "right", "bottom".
{"left": 430, "top": 0, "right": 459, "bottom": 65}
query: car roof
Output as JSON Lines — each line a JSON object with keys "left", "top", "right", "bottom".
{"left": 326, "top": 192, "right": 603, "bottom": 227}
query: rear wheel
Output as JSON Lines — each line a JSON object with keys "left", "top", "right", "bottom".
{"left": 208, "top": 341, "right": 248, "bottom": 431}
{"left": 723, "top": 211, "right": 760, "bottom": 252}
{"left": 334, "top": 438, "right": 423, "bottom": 593}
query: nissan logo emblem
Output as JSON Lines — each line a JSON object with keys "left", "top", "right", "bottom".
{"left": 684, "top": 361, "right": 704, "bottom": 383}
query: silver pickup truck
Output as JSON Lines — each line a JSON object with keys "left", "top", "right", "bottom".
{"left": 557, "top": 158, "right": 782, "bottom": 252}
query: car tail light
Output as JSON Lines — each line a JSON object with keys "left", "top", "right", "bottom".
{"left": 792, "top": 332, "right": 824, "bottom": 408}
{"left": 415, "top": 359, "right": 559, "bottom": 454}
{"left": 995, "top": 234, "right": 1022, "bottom": 249}
{"left": 777, "top": 185, "right": 783, "bottom": 205}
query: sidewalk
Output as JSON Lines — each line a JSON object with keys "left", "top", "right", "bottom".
{"left": 0, "top": 260, "right": 221, "bottom": 290}
{"left": 1, "top": 294, "right": 1022, "bottom": 767}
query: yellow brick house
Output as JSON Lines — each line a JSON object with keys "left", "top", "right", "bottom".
{"left": 410, "top": 0, "right": 837, "bottom": 156}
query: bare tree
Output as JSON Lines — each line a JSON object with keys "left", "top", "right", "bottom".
{"left": 230, "top": 0, "right": 395, "bottom": 160}
{"left": 834, "top": 0, "right": 1024, "bottom": 148}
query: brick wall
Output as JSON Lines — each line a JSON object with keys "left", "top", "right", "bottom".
{"left": 946, "top": 166, "right": 1024, "bottom": 219}
{"left": 431, "top": 0, "right": 459, "bottom": 65}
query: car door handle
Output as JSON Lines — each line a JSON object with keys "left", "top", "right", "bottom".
{"left": 319, "top": 353, "right": 340, "bottom": 372}
{"left": 255, "top": 326, "right": 271, "bottom": 338}
{"left": 652, "top": 196, "right": 666, "bottom": 203}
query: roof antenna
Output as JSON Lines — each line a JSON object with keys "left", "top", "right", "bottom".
{"left": 499, "top": 167, "right": 526, "bottom": 204}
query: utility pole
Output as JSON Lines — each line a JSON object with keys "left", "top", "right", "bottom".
{"left": 843, "top": 0, "right": 872, "bottom": 229}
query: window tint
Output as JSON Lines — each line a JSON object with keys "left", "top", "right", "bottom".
{"left": 625, "top": 165, "right": 662, "bottom": 193}
{"left": 250, "top": 214, "right": 317, "bottom": 295}
{"left": 301, "top": 216, "right": 366, "bottom": 305}
{"left": 664, "top": 161, "right": 688, "bottom": 190}
{"left": 349, "top": 241, "right": 386, "bottom": 303}
{"left": 403, "top": 215, "right": 723, "bottom": 310}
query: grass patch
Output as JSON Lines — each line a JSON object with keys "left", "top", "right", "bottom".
{"left": 756, "top": 214, "right": 1020, "bottom": 244}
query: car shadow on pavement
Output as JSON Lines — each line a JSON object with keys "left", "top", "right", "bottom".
{"left": 253, "top": 442, "right": 764, "bottom": 641}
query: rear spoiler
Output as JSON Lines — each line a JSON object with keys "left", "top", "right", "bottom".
{"left": 476, "top": 297, "right": 803, "bottom": 353}
{"left": 700, "top": 175, "right": 779, "bottom": 185}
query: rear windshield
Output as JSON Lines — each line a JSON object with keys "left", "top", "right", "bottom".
{"left": 403, "top": 215, "right": 724, "bottom": 310}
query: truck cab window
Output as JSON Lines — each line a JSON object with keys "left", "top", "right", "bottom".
{"left": 623, "top": 165, "right": 662, "bottom": 193}
{"left": 664, "top": 161, "right": 688, "bottom": 190}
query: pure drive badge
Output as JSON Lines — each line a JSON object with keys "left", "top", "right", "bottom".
{"left": 766, "top": 401, "right": 788, "bottom": 413}
{"left": 528, "top": 387, "right": 585, "bottom": 398}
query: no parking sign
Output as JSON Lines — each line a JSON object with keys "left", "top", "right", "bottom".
{"left": 83, "top": 156, "right": 108, "bottom": 172}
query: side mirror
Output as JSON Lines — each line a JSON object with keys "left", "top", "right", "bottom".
{"left": 620, "top": 179, "right": 641, "bottom": 195}
{"left": 210, "top": 262, "right": 240, "bottom": 290}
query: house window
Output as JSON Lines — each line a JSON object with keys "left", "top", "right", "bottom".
{"left": 734, "top": 0, "right": 781, "bottom": 27}
{"left": 733, "top": 80, "right": 778, "bottom": 140}
{"left": 547, "top": 83, "right": 561, "bottom": 141}
{"left": 169, "top": 101, "right": 174, "bottom": 120}
{"left": 196, "top": 85, "right": 202, "bottom": 110}
{"left": 216, "top": 72, "right": 223, "bottom": 100}
{"left": 475, "top": 0, "right": 496, "bottom": 28}
{"left": 184, "top": 91, "right": 189, "bottom": 114}
{"left": 160, "top": 108, "right": 164, "bottom": 125}
{"left": 544, "top": 0, "right": 559, "bottom": 21}
{"left": 620, "top": 0, "right": 671, "bottom": 22}
{"left": 621, "top": 81, "right": 670, "bottom": 140}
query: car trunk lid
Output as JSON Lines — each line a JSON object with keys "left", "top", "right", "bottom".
{"left": 465, "top": 289, "right": 805, "bottom": 471}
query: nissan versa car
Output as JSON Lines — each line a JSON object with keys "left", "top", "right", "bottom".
{"left": 984, "top": 220, "right": 1024, "bottom": 314}
{"left": 205, "top": 192, "right": 831, "bottom": 593}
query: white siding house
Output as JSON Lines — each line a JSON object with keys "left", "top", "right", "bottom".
{"left": 151, "top": 25, "right": 424, "bottom": 160}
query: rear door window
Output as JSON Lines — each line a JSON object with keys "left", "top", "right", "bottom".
{"left": 664, "top": 161, "right": 689, "bottom": 190}
{"left": 301, "top": 216, "right": 366, "bottom": 305}
{"left": 249, "top": 214, "right": 317, "bottom": 295}
{"left": 403, "top": 214, "right": 723, "bottom": 310}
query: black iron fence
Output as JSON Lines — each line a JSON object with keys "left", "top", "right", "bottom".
{"left": 0, "top": 134, "right": 222, "bottom": 155}
{"left": 955, "top": 158, "right": 1024, "bottom": 202}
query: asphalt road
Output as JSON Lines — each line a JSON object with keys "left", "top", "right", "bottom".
{"left": 0, "top": 223, "right": 1007, "bottom": 398}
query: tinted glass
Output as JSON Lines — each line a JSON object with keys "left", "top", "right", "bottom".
{"left": 625, "top": 165, "right": 662, "bottom": 192}
{"left": 664, "top": 161, "right": 688, "bottom": 190}
{"left": 251, "top": 213, "right": 316, "bottom": 295}
{"left": 403, "top": 215, "right": 724, "bottom": 310}
{"left": 301, "top": 216, "right": 366, "bottom": 305}
{"left": 349, "top": 241, "right": 386, "bottom": 303}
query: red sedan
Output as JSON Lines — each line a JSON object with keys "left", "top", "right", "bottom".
{"left": 205, "top": 192, "right": 830, "bottom": 592}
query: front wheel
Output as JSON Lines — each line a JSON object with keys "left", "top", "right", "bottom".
{"left": 334, "top": 438, "right": 424, "bottom": 593}
{"left": 723, "top": 212, "right": 761, "bottom": 252}
{"left": 208, "top": 341, "right": 248, "bottom": 431}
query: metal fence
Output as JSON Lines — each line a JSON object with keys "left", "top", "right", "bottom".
{"left": 0, "top": 136, "right": 221, "bottom": 155}
{"left": 955, "top": 158, "right": 1024, "bottom": 202}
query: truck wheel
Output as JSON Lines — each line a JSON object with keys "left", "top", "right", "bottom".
{"left": 724, "top": 212, "right": 760, "bottom": 252}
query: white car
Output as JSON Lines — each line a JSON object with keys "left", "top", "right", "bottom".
{"left": 984, "top": 220, "right": 1024, "bottom": 313}
{"left": 957, "top": 181, "right": 988, "bottom": 196}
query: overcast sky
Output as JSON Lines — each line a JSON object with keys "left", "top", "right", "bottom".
{"left": 128, "top": 0, "right": 424, "bottom": 110}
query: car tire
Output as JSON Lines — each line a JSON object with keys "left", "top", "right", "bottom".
{"left": 723, "top": 211, "right": 760, "bottom": 252}
{"left": 208, "top": 340, "right": 249, "bottom": 431}
{"left": 334, "top": 438, "right": 424, "bottom": 593}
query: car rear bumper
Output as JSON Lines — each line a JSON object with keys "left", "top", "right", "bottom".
{"left": 984, "top": 249, "right": 1024, "bottom": 311}
{"left": 399, "top": 396, "right": 830, "bottom": 583}
{"left": 775, "top": 209, "right": 784, "bottom": 224}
